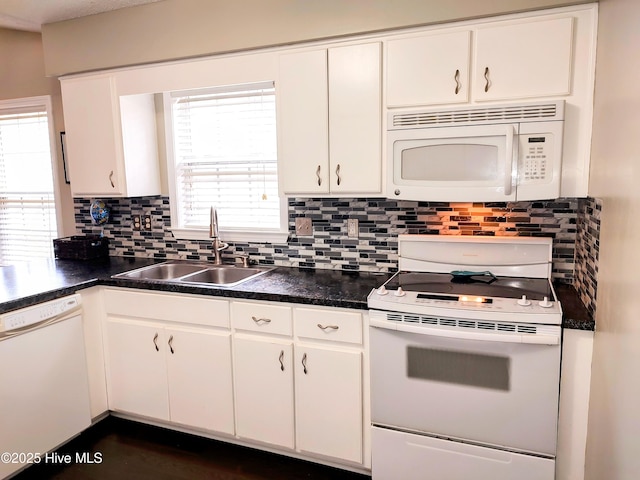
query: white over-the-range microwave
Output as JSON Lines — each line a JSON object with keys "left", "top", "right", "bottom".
{"left": 387, "top": 100, "right": 565, "bottom": 202}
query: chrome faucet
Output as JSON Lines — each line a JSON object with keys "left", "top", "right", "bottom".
{"left": 209, "top": 206, "right": 229, "bottom": 265}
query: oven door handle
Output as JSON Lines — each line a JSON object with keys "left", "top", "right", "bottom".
{"left": 370, "top": 320, "right": 559, "bottom": 346}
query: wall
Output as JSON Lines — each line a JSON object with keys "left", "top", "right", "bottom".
{"left": 0, "top": 27, "right": 75, "bottom": 236}
{"left": 40, "top": 0, "right": 591, "bottom": 76}
{"left": 584, "top": 0, "right": 640, "bottom": 478}
{"left": 74, "top": 196, "right": 587, "bottom": 281}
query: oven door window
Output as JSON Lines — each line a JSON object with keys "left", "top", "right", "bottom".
{"left": 407, "top": 346, "right": 510, "bottom": 391}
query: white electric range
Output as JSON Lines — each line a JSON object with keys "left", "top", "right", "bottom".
{"left": 368, "top": 235, "right": 562, "bottom": 480}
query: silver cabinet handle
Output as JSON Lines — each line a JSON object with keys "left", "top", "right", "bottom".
{"left": 168, "top": 335, "right": 174, "bottom": 354}
{"left": 316, "top": 165, "right": 322, "bottom": 186}
{"left": 302, "top": 352, "right": 308, "bottom": 375}
{"left": 252, "top": 316, "right": 272, "bottom": 324}
{"left": 109, "top": 170, "right": 115, "bottom": 188}
{"left": 279, "top": 350, "right": 285, "bottom": 371}
{"left": 335, "top": 164, "right": 342, "bottom": 186}
{"left": 153, "top": 332, "right": 159, "bottom": 351}
{"left": 317, "top": 323, "right": 339, "bottom": 331}
{"left": 454, "top": 69, "right": 461, "bottom": 94}
{"left": 484, "top": 67, "right": 491, "bottom": 93}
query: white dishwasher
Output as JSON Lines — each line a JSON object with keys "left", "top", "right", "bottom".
{"left": 0, "top": 294, "right": 91, "bottom": 479}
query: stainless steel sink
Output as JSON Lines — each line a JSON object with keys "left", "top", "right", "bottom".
{"left": 112, "top": 261, "right": 272, "bottom": 286}
{"left": 114, "top": 263, "right": 208, "bottom": 280}
{"left": 179, "top": 266, "right": 268, "bottom": 286}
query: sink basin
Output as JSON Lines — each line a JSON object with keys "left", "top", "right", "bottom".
{"left": 113, "top": 263, "right": 208, "bottom": 280}
{"left": 113, "top": 262, "right": 271, "bottom": 286}
{"left": 180, "top": 266, "right": 269, "bottom": 286}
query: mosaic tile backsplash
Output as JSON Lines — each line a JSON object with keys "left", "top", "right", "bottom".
{"left": 574, "top": 197, "right": 601, "bottom": 317}
{"left": 75, "top": 196, "right": 589, "bottom": 281}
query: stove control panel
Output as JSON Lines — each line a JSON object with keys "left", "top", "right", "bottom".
{"left": 368, "top": 288, "right": 561, "bottom": 325}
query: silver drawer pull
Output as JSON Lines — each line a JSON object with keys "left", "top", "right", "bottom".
{"left": 317, "top": 323, "right": 339, "bottom": 331}
{"left": 252, "top": 316, "right": 272, "bottom": 324}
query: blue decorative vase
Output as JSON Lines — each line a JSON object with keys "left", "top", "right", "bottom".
{"left": 90, "top": 200, "right": 110, "bottom": 225}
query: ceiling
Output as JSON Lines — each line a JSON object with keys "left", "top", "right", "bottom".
{"left": 0, "top": 0, "right": 164, "bottom": 32}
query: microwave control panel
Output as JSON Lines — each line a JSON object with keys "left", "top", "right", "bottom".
{"left": 520, "top": 134, "right": 553, "bottom": 183}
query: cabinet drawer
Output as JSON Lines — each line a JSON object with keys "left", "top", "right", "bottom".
{"left": 232, "top": 301, "right": 292, "bottom": 336}
{"left": 104, "top": 289, "right": 229, "bottom": 328}
{"left": 295, "top": 307, "right": 362, "bottom": 345}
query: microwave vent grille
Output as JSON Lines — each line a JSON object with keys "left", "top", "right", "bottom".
{"left": 391, "top": 102, "right": 561, "bottom": 128}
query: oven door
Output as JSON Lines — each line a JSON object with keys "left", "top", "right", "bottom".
{"left": 369, "top": 313, "right": 561, "bottom": 456}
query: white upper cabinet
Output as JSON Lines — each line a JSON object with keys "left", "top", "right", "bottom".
{"left": 278, "top": 42, "right": 382, "bottom": 195}
{"left": 328, "top": 43, "right": 382, "bottom": 194}
{"left": 386, "top": 31, "right": 471, "bottom": 107}
{"left": 277, "top": 50, "right": 328, "bottom": 194}
{"left": 60, "top": 74, "right": 161, "bottom": 197}
{"left": 386, "top": 15, "right": 575, "bottom": 108}
{"left": 473, "top": 17, "right": 574, "bottom": 101}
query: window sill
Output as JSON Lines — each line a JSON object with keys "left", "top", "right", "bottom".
{"left": 170, "top": 228, "right": 289, "bottom": 244}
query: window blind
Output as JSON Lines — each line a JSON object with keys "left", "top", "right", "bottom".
{"left": 171, "top": 82, "right": 281, "bottom": 232}
{"left": 0, "top": 107, "right": 57, "bottom": 265}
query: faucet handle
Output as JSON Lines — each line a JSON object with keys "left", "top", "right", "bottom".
{"left": 233, "top": 254, "right": 250, "bottom": 267}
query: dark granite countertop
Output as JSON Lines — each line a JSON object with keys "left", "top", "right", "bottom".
{"left": 0, "top": 256, "right": 390, "bottom": 315}
{"left": 0, "top": 256, "right": 159, "bottom": 314}
{"left": 0, "top": 256, "right": 594, "bottom": 330}
{"left": 554, "top": 282, "right": 595, "bottom": 331}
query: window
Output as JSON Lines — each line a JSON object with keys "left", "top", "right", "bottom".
{"left": 166, "top": 82, "right": 287, "bottom": 242}
{"left": 0, "top": 97, "right": 59, "bottom": 266}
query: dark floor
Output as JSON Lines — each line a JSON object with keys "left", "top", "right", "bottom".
{"left": 13, "top": 417, "right": 370, "bottom": 480}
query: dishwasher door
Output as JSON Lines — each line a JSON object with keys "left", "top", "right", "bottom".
{"left": 0, "top": 313, "right": 91, "bottom": 478}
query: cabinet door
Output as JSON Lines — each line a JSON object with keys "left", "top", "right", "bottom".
{"left": 105, "top": 319, "right": 169, "bottom": 420}
{"left": 60, "top": 75, "right": 125, "bottom": 196}
{"left": 233, "top": 336, "right": 294, "bottom": 448}
{"left": 473, "top": 16, "right": 574, "bottom": 101}
{"left": 295, "top": 345, "right": 363, "bottom": 463}
{"left": 278, "top": 49, "right": 329, "bottom": 194}
{"left": 165, "top": 327, "right": 234, "bottom": 434}
{"left": 329, "top": 42, "right": 382, "bottom": 194}
{"left": 386, "top": 30, "right": 471, "bottom": 107}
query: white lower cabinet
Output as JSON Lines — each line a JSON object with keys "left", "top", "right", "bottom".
{"left": 231, "top": 300, "right": 367, "bottom": 466}
{"left": 103, "top": 289, "right": 234, "bottom": 434}
{"left": 105, "top": 319, "right": 234, "bottom": 434}
{"left": 165, "top": 326, "right": 234, "bottom": 434}
{"left": 102, "top": 290, "right": 367, "bottom": 471}
{"left": 233, "top": 337, "right": 295, "bottom": 448}
{"left": 106, "top": 319, "right": 170, "bottom": 420}
{"left": 295, "top": 345, "right": 362, "bottom": 463}
{"left": 294, "top": 307, "right": 365, "bottom": 464}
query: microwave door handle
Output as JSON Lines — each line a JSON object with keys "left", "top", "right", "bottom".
{"left": 504, "top": 125, "right": 515, "bottom": 196}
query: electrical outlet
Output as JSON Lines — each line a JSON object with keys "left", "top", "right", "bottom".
{"left": 132, "top": 215, "right": 141, "bottom": 231}
{"left": 143, "top": 215, "right": 152, "bottom": 231}
{"left": 295, "top": 217, "right": 312, "bottom": 236}
{"left": 347, "top": 218, "right": 359, "bottom": 238}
